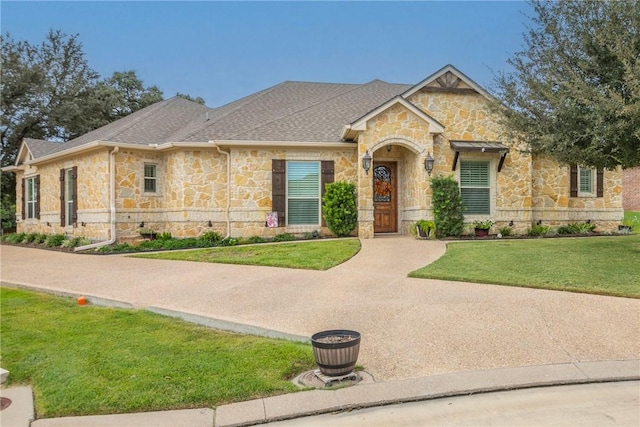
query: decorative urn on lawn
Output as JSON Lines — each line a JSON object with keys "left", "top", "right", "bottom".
{"left": 311, "top": 330, "right": 361, "bottom": 377}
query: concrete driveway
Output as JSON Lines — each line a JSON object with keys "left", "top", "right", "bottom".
{"left": 1, "top": 237, "right": 639, "bottom": 381}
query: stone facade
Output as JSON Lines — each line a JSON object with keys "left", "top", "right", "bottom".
{"left": 11, "top": 67, "right": 625, "bottom": 242}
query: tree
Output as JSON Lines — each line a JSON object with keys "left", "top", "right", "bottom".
{"left": 493, "top": 0, "right": 640, "bottom": 170}
{"left": 176, "top": 92, "right": 206, "bottom": 105}
{"left": 0, "top": 31, "right": 187, "bottom": 204}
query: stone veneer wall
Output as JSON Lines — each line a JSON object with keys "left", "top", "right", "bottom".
{"left": 16, "top": 149, "right": 111, "bottom": 238}
{"left": 623, "top": 167, "right": 640, "bottom": 211}
{"left": 531, "top": 155, "right": 623, "bottom": 229}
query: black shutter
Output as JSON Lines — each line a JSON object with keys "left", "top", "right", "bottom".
{"left": 597, "top": 169, "right": 604, "bottom": 198}
{"left": 35, "top": 175, "right": 40, "bottom": 219}
{"left": 72, "top": 166, "right": 78, "bottom": 225}
{"left": 321, "top": 160, "right": 334, "bottom": 227}
{"left": 272, "top": 159, "right": 286, "bottom": 227}
{"left": 570, "top": 165, "right": 578, "bottom": 197}
{"left": 21, "top": 178, "right": 26, "bottom": 220}
{"left": 60, "top": 169, "right": 66, "bottom": 226}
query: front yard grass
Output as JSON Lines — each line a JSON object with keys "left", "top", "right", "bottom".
{"left": 0, "top": 287, "right": 315, "bottom": 418}
{"left": 409, "top": 235, "right": 640, "bottom": 298}
{"left": 624, "top": 211, "right": 640, "bottom": 234}
{"left": 133, "top": 239, "right": 361, "bottom": 270}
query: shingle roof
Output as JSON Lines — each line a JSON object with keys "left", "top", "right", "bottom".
{"left": 28, "top": 79, "right": 413, "bottom": 159}
{"left": 23, "top": 138, "right": 64, "bottom": 159}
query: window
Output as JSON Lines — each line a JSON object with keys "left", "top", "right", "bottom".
{"left": 60, "top": 167, "right": 77, "bottom": 227}
{"left": 286, "top": 161, "right": 320, "bottom": 225}
{"left": 24, "top": 176, "right": 39, "bottom": 219}
{"left": 578, "top": 166, "right": 595, "bottom": 196}
{"left": 144, "top": 164, "right": 157, "bottom": 193}
{"left": 570, "top": 165, "right": 603, "bottom": 198}
{"left": 460, "top": 161, "right": 490, "bottom": 215}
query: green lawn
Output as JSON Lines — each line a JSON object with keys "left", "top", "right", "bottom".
{"left": 0, "top": 287, "right": 315, "bottom": 418}
{"left": 133, "top": 239, "right": 361, "bottom": 270}
{"left": 624, "top": 211, "right": 640, "bottom": 234}
{"left": 409, "top": 235, "right": 640, "bottom": 298}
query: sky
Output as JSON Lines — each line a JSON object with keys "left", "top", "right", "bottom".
{"left": 1, "top": 1, "right": 533, "bottom": 108}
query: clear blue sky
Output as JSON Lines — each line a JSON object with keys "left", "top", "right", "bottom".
{"left": 1, "top": 1, "right": 532, "bottom": 107}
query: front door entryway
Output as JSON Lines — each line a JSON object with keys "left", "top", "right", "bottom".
{"left": 373, "top": 162, "right": 397, "bottom": 233}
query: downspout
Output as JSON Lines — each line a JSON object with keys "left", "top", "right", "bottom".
{"left": 75, "top": 147, "right": 119, "bottom": 251}
{"left": 215, "top": 144, "right": 231, "bottom": 238}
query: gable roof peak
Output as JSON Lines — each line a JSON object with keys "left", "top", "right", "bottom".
{"left": 402, "top": 64, "right": 493, "bottom": 100}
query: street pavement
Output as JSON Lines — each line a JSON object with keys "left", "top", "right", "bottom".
{"left": 1, "top": 237, "right": 639, "bottom": 426}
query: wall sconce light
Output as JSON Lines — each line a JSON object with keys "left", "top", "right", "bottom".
{"left": 386, "top": 145, "right": 392, "bottom": 153}
{"left": 81, "top": 222, "right": 86, "bottom": 227}
{"left": 424, "top": 152, "right": 435, "bottom": 176}
{"left": 139, "top": 221, "right": 145, "bottom": 228}
{"left": 362, "top": 150, "right": 372, "bottom": 174}
{"left": 46, "top": 222, "right": 51, "bottom": 227}
{"left": 509, "top": 220, "right": 514, "bottom": 227}
{"left": 208, "top": 220, "right": 213, "bottom": 227}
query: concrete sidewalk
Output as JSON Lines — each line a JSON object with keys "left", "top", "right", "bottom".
{"left": 1, "top": 237, "right": 639, "bottom": 425}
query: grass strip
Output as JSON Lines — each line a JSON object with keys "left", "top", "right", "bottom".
{"left": 132, "top": 239, "right": 361, "bottom": 270}
{"left": 0, "top": 287, "right": 315, "bottom": 418}
{"left": 409, "top": 235, "right": 640, "bottom": 298}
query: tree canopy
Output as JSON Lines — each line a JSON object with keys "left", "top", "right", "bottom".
{"left": 1, "top": 29, "right": 203, "bottom": 201}
{"left": 493, "top": 0, "right": 640, "bottom": 170}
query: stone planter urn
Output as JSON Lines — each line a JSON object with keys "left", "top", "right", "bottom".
{"left": 311, "top": 330, "right": 361, "bottom": 377}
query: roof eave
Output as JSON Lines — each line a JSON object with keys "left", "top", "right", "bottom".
{"left": 211, "top": 140, "right": 357, "bottom": 149}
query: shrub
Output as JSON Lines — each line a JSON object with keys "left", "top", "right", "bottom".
{"left": 4, "top": 233, "right": 25, "bottom": 243}
{"left": 97, "top": 243, "right": 134, "bottom": 253}
{"left": 528, "top": 225, "right": 552, "bottom": 236}
{"left": 157, "top": 232, "right": 172, "bottom": 241}
{"left": 246, "top": 236, "right": 266, "bottom": 244}
{"left": 33, "top": 233, "right": 48, "bottom": 244}
{"left": 45, "top": 234, "right": 66, "bottom": 247}
{"left": 322, "top": 181, "right": 357, "bottom": 237}
{"left": 273, "top": 233, "right": 296, "bottom": 242}
{"left": 431, "top": 175, "right": 464, "bottom": 237}
{"left": 498, "top": 226, "right": 512, "bottom": 237}
{"left": 198, "top": 231, "right": 221, "bottom": 246}
{"left": 61, "top": 237, "right": 92, "bottom": 248}
{"left": 162, "top": 238, "right": 199, "bottom": 250}
{"left": 219, "top": 237, "right": 239, "bottom": 246}
{"left": 0, "top": 196, "right": 16, "bottom": 231}
{"left": 22, "top": 233, "right": 39, "bottom": 243}
{"left": 138, "top": 239, "right": 165, "bottom": 250}
{"left": 302, "top": 230, "right": 321, "bottom": 240}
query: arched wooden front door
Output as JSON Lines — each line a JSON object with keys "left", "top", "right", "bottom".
{"left": 373, "top": 162, "right": 397, "bottom": 233}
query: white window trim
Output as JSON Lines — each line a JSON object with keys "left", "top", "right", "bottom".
{"left": 578, "top": 166, "right": 596, "bottom": 197}
{"left": 455, "top": 155, "right": 496, "bottom": 219}
{"left": 286, "top": 160, "right": 321, "bottom": 226}
{"left": 25, "top": 176, "right": 37, "bottom": 220}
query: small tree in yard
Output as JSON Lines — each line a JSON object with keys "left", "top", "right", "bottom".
{"left": 322, "top": 181, "right": 357, "bottom": 237}
{"left": 431, "top": 175, "right": 464, "bottom": 237}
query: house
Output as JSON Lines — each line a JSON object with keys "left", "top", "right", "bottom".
{"left": 4, "top": 64, "right": 623, "bottom": 246}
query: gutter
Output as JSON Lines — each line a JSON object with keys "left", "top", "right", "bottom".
{"left": 75, "top": 147, "right": 119, "bottom": 251}
{"left": 214, "top": 143, "right": 231, "bottom": 238}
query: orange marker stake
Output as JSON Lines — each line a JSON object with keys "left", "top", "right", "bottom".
{"left": 77, "top": 296, "right": 87, "bottom": 305}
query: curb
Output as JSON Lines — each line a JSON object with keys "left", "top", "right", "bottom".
{"left": 214, "top": 359, "right": 640, "bottom": 427}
